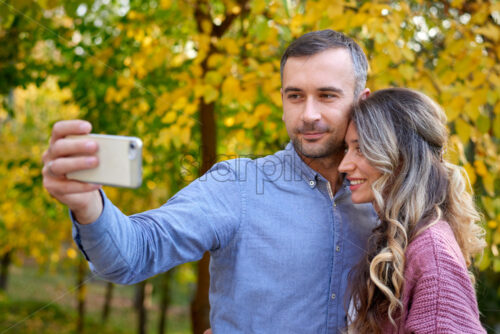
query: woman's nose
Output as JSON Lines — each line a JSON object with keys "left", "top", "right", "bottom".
{"left": 338, "top": 154, "right": 354, "bottom": 173}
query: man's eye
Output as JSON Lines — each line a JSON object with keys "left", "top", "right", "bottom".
{"left": 321, "top": 93, "right": 336, "bottom": 99}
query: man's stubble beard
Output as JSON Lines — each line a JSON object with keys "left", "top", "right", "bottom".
{"left": 292, "top": 135, "right": 345, "bottom": 159}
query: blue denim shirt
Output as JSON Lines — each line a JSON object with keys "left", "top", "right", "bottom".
{"left": 72, "top": 142, "right": 377, "bottom": 333}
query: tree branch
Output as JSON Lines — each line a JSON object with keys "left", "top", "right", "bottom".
{"left": 194, "top": 0, "right": 250, "bottom": 38}
{"left": 213, "top": 0, "right": 249, "bottom": 37}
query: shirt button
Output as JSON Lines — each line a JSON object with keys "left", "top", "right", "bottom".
{"left": 309, "top": 180, "right": 316, "bottom": 188}
{"left": 333, "top": 202, "right": 337, "bottom": 207}
{"left": 336, "top": 245, "right": 340, "bottom": 252}
{"left": 331, "top": 293, "right": 336, "bottom": 300}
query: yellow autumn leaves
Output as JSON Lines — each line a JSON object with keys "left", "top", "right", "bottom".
{"left": 0, "top": 78, "right": 80, "bottom": 265}
{"left": 1, "top": 0, "right": 499, "bottom": 271}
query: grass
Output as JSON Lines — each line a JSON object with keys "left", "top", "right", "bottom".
{"left": 0, "top": 262, "right": 192, "bottom": 334}
{"left": 7, "top": 262, "right": 497, "bottom": 333}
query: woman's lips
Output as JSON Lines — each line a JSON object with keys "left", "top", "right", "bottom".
{"left": 348, "top": 178, "right": 366, "bottom": 191}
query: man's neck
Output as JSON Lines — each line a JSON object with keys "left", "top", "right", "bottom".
{"left": 299, "top": 153, "right": 344, "bottom": 194}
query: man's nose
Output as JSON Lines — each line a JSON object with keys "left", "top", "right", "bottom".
{"left": 302, "top": 98, "right": 321, "bottom": 123}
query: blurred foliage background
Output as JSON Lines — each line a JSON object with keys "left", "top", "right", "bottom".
{"left": 0, "top": 0, "right": 499, "bottom": 333}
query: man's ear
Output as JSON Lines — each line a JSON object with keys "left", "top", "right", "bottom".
{"left": 359, "top": 88, "right": 370, "bottom": 100}
{"left": 281, "top": 87, "right": 285, "bottom": 121}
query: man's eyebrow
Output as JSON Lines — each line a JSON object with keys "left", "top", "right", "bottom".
{"left": 283, "top": 86, "right": 345, "bottom": 94}
{"left": 318, "top": 86, "right": 344, "bottom": 95}
{"left": 283, "top": 87, "right": 303, "bottom": 93}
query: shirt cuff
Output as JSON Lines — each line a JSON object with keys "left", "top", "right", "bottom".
{"left": 71, "top": 189, "right": 111, "bottom": 260}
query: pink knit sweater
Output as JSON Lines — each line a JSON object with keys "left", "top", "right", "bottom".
{"left": 386, "top": 220, "right": 486, "bottom": 333}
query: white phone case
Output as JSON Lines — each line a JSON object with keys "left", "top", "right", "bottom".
{"left": 66, "top": 134, "right": 143, "bottom": 188}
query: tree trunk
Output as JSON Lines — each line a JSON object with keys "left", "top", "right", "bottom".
{"left": 76, "top": 257, "right": 87, "bottom": 334}
{"left": 190, "top": 252, "right": 211, "bottom": 334}
{"left": 190, "top": 96, "right": 216, "bottom": 334}
{"left": 0, "top": 251, "right": 12, "bottom": 291}
{"left": 158, "top": 270, "right": 173, "bottom": 334}
{"left": 190, "top": 2, "right": 249, "bottom": 332}
{"left": 135, "top": 280, "right": 153, "bottom": 334}
{"left": 101, "top": 281, "right": 114, "bottom": 323}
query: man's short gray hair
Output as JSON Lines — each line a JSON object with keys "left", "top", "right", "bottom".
{"left": 281, "top": 29, "right": 368, "bottom": 98}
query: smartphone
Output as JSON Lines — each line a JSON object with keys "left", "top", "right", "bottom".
{"left": 66, "top": 134, "right": 143, "bottom": 188}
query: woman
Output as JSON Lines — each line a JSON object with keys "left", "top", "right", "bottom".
{"left": 339, "top": 88, "right": 486, "bottom": 333}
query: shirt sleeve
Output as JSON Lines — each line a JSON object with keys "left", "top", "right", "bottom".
{"left": 71, "top": 160, "right": 242, "bottom": 284}
{"left": 404, "top": 240, "right": 486, "bottom": 333}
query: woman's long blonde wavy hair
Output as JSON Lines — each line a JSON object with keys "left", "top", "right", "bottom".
{"left": 346, "top": 88, "right": 486, "bottom": 333}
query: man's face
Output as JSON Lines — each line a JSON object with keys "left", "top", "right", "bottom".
{"left": 281, "top": 48, "right": 357, "bottom": 160}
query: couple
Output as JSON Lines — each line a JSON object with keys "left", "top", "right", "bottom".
{"left": 42, "top": 30, "right": 485, "bottom": 333}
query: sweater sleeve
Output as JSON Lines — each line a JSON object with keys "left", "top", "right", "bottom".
{"left": 404, "top": 223, "right": 486, "bottom": 334}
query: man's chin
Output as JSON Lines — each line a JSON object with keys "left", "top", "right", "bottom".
{"left": 294, "top": 141, "right": 329, "bottom": 159}
{"left": 301, "top": 150, "right": 329, "bottom": 159}
{"left": 293, "top": 139, "right": 342, "bottom": 159}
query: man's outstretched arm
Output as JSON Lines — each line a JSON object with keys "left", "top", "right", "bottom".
{"left": 43, "top": 121, "right": 242, "bottom": 284}
{"left": 70, "top": 162, "right": 242, "bottom": 284}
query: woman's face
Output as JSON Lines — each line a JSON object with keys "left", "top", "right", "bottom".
{"left": 339, "top": 122, "right": 382, "bottom": 204}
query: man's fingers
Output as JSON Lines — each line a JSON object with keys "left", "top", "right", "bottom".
{"left": 46, "top": 161, "right": 57, "bottom": 178}
{"left": 50, "top": 137, "right": 98, "bottom": 158}
{"left": 44, "top": 177, "right": 101, "bottom": 197}
{"left": 50, "top": 120, "right": 92, "bottom": 145}
{"left": 43, "top": 156, "right": 98, "bottom": 178}
{"left": 42, "top": 148, "right": 50, "bottom": 163}
{"left": 43, "top": 120, "right": 101, "bottom": 213}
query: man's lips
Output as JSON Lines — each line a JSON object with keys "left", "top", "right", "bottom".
{"left": 301, "top": 132, "right": 325, "bottom": 140}
{"left": 298, "top": 124, "right": 329, "bottom": 141}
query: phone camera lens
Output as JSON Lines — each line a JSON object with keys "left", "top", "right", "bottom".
{"left": 129, "top": 141, "right": 138, "bottom": 159}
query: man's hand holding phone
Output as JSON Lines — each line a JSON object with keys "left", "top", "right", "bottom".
{"left": 42, "top": 120, "right": 104, "bottom": 225}
{"left": 43, "top": 120, "right": 143, "bottom": 223}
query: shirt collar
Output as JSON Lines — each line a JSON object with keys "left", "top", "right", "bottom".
{"left": 283, "top": 141, "right": 350, "bottom": 193}
{"left": 283, "top": 142, "right": 319, "bottom": 184}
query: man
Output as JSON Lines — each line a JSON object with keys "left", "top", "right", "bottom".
{"left": 43, "top": 30, "right": 376, "bottom": 333}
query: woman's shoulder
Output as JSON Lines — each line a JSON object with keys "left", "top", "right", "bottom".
{"left": 403, "top": 223, "right": 485, "bottom": 333}
{"left": 405, "top": 220, "right": 466, "bottom": 273}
